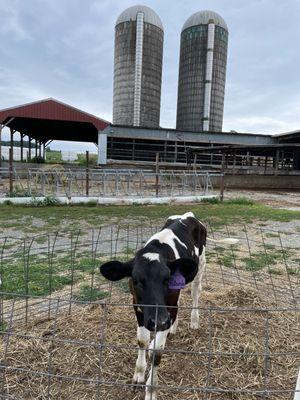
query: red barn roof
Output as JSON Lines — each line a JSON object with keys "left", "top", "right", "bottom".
{"left": 0, "top": 98, "right": 110, "bottom": 143}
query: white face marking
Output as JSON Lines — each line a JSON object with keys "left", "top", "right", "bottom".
{"left": 143, "top": 252, "right": 160, "bottom": 262}
{"left": 194, "top": 245, "right": 199, "bottom": 257}
{"left": 168, "top": 214, "right": 182, "bottom": 220}
{"left": 145, "top": 228, "right": 187, "bottom": 259}
{"left": 182, "top": 211, "right": 195, "bottom": 219}
{"left": 168, "top": 211, "right": 195, "bottom": 221}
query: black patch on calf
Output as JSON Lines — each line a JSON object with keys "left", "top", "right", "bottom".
{"left": 100, "top": 260, "right": 133, "bottom": 281}
{"left": 167, "top": 258, "right": 198, "bottom": 284}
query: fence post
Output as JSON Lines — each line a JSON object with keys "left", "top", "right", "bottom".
{"left": 220, "top": 152, "right": 225, "bottom": 202}
{"left": 86, "top": 151, "right": 89, "bottom": 197}
{"left": 155, "top": 152, "right": 159, "bottom": 197}
{"left": 9, "top": 148, "right": 13, "bottom": 196}
{"left": 0, "top": 125, "right": 2, "bottom": 169}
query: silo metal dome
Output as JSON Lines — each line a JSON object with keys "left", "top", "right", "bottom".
{"left": 182, "top": 10, "right": 228, "bottom": 32}
{"left": 116, "top": 5, "right": 163, "bottom": 31}
{"left": 113, "top": 5, "right": 164, "bottom": 128}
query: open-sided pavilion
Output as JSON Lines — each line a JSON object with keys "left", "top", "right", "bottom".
{"left": 0, "top": 98, "right": 109, "bottom": 164}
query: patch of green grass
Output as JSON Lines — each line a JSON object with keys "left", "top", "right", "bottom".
{"left": 262, "top": 244, "right": 276, "bottom": 250}
{"left": 6, "top": 187, "right": 34, "bottom": 198}
{"left": 265, "top": 232, "right": 279, "bottom": 238}
{"left": 241, "top": 252, "right": 282, "bottom": 272}
{"left": 0, "top": 201, "right": 300, "bottom": 233}
{"left": 30, "top": 196, "right": 61, "bottom": 207}
{"left": 74, "top": 283, "right": 109, "bottom": 301}
{"left": 0, "top": 321, "right": 8, "bottom": 333}
{"left": 35, "top": 236, "right": 48, "bottom": 244}
{"left": 74, "top": 258, "right": 97, "bottom": 273}
{"left": 0, "top": 253, "right": 86, "bottom": 298}
{"left": 269, "top": 268, "right": 283, "bottom": 276}
{"left": 200, "top": 197, "right": 220, "bottom": 204}
{"left": 227, "top": 197, "right": 255, "bottom": 206}
{"left": 1, "top": 260, "right": 76, "bottom": 298}
{"left": 287, "top": 267, "right": 299, "bottom": 275}
{"left": 219, "top": 252, "right": 235, "bottom": 268}
{"left": 45, "top": 150, "right": 62, "bottom": 163}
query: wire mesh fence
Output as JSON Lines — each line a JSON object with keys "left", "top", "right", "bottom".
{"left": 0, "top": 221, "right": 299, "bottom": 399}
{"left": 0, "top": 167, "right": 219, "bottom": 198}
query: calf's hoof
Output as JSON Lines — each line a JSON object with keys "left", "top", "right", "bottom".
{"left": 145, "top": 390, "right": 157, "bottom": 400}
{"left": 190, "top": 320, "right": 199, "bottom": 329}
{"left": 133, "top": 369, "right": 146, "bottom": 387}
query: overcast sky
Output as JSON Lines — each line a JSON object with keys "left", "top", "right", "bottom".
{"left": 0, "top": 0, "right": 300, "bottom": 151}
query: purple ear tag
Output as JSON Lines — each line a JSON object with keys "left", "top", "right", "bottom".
{"left": 168, "top": 269, "right": 186, "bottom": 290}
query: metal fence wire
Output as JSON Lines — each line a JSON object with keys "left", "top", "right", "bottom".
{"left": 0, "top": 221, "right": 299, "bottom": 399}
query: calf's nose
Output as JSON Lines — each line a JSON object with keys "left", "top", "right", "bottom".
{"left": 146, "top": 316, "right": 171, "bottom": 332}
{"left": 146, "top": 318, "right": 156, "bottom": 331}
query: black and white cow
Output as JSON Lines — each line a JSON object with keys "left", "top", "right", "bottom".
{"left": 100, "top": 212, "right": 238, "bottom": 400}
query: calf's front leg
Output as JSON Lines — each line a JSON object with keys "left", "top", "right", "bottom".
{"left": 190, "top": 246, "right": 206, "bottom": 329}
{"left": 145, "top": 330, "right": 169, "bottom": 400}
{"left": 133, "top": 325, "right": 150, "bottom": 385}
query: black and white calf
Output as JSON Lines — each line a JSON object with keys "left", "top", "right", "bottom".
{"left": 100, "top": 212, "right": 238, "bottom": 400}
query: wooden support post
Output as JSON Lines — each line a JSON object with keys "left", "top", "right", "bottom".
{"left": 164, "top": 141, "right": 167, "bottom": 163}
{"left": 28, "top": 136, "right": 31, "bottom": 161}
{"left": 193, "top": 153, "right": 197, "bottom": 171}
{"left": 274, "top": 149, "right": 279, "bottom": 176}
{"left": 132, "top": 139, "right": 135, "bottom": 161}
{"left": 35, "top": 140, "right": 38, "bottom": 158}
{"left": 9, "top": 147, "right": 13, "bottom": 196}
{"left": 0, "top": 125, "right": 2, "bottom": 168}
{"left": 20, "top": 134, "right": 24, "bottom": 162}
{"left": 246, "top": 151, "right": 250, "bottom": 166}
{"left": 10, "top": 128, "right": 14, "bottom": 163}
{"left": 39, "top": 142, "right": 42, "bottom": 158}
{"left": 264, "top": 156, "right": 268, "bottom": 174}
{"left": 155, "top": 152, "right": 159, "bottom": 198}
{"left": 86, "top": 150, "right": 89, "bottom": 197}
{"left": 233, "top": 150, "right": 237, "bottom": 174}
{"left": 43, "top": 143, "right": 46, "bottom": 161}
{"left": 220, "top": 152, "right": 226, "bottom": 202}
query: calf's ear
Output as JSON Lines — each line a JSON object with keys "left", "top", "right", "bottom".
{"left": 100, "top": 260, "right": 133, "bottom": 281}
{"left": 167, "top": 258, "right": 198, "bottom": 283}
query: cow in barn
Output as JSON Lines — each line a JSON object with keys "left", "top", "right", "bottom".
{"left": 100, "top": 212, "right": 238, "bottom": 400}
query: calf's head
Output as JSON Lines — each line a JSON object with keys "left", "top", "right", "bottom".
{"left": 100, "top": 255, "right": 198, "bottom": 331}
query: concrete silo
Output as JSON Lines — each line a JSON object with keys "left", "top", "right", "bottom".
{"left": 113, "top": 5, "right": 164, "bottom": 128}
{"left": 176, "top": 10, "right": 228, "bottom": 132}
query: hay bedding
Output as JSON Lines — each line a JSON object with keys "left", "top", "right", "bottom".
{"left": 1, "top": 286, "right": 298, "bottom": 400}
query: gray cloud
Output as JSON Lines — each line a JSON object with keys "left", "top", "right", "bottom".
{"left": 0, "top": 0, "right": 299, "bottom": 150}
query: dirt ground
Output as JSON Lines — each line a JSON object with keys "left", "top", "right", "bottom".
{"left": 225, "top": 189, "right": 300, "bottom": 210}
{"left": 1, "top": 286, "right": 298, "bottom": 400}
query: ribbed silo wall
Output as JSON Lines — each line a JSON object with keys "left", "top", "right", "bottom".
{"left": 209, "top": 26, "right": 228, "bottom": 132}
{"left": 176, "top": 24, "right": 228, "bottom": 132}
{"left": 113, "top": 21, "right": 136, "bottom": 126}
{"left": 140, "top": 22, "right": 163, "bottom": 128}
{"left": 113, "top": 21, "right": 163, "bottom": 128}
{"left": 176, "top": 25, "right": 208, "bottom": 131}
